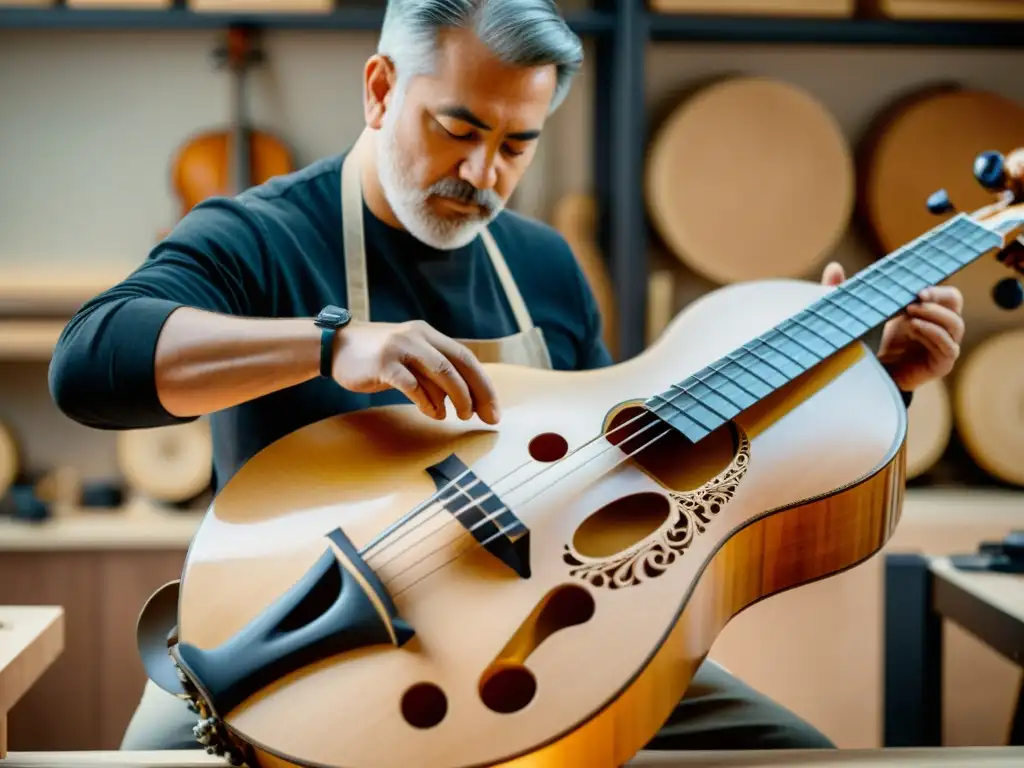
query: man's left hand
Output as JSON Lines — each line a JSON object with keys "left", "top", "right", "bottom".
{"left": 820, "top": 261, "right": 965, "bottom": 393}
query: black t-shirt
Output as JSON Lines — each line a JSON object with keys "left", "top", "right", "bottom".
{"left": 48, "top": 152, "right": 613, "bottom": 492}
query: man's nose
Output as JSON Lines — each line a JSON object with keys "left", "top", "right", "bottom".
{"left": 459, "top": 145, "right": 499, "bottom": 191}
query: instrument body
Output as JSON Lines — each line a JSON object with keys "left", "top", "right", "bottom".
{"left": 140, "top": 149, "right": 1023, "bottom": 768}
{"left": 170, "top": 26, "right": 294, "bottom": 218}
{"left": 172, "top": 278, "right": 907, "bottom": 768}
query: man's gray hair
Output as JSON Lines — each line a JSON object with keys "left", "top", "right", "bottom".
{"left": 377, "top": 0, "right": 583, "bottom": 114}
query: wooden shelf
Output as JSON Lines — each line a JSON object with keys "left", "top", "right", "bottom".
{"left": 1, "top": 6, "right": 1020, "bottom": 47}
{"left": 0, "top": 497, "right": 203, "bottom": 551}
{"left": 0, "top": 320, "right": 65, "bottom": 362}
{"left": 647, "top": 13, "right": 1024, "bottom": 47}
{"left": 0, "top": 5, "right": 614, "bottom": 33}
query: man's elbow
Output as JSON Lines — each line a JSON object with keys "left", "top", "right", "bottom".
{"left": 48, "top": 335, "right": 105, "bottom": 429}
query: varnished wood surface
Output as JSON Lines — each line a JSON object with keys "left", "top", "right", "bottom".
{"left": 3, "top": 748, "right": 1024, "bottom": 767}
{"left": 0, "top": 551, "right": 186, "bottom": 751}
{"left": 0, "top": 607, "right": 63, "bottom": 757}
{"left": 174, "top": 279, "right": 910, "bottom": 768}
{"left": 0, "top": 489, "right": 1018, "bottom": 553}
{"left": 930, "top": 556, "right": 1024, "bottom": 626}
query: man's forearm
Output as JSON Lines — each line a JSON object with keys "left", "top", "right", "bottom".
{"left": 154, "top": 307, "right": 323, "bottom": 418}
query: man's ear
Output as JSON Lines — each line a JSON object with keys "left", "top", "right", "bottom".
{"left": 364, "top": 54, "right": 397, "bottom": 130}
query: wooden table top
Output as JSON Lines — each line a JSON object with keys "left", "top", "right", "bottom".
{"left": 930, "top": 555, "right": 1024, "bottom": 626}
{"left": 2, "top": 748, "right": 1024, "bottom": 767}
{"left": 0, "top": 606, "right": 64, "bottom": 716}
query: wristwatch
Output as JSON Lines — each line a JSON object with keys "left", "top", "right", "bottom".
{"left": 314, "top": 305, "right": 353, "bottom": 378}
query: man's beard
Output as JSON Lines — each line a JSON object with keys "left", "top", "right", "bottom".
{"left": 375, "top": 95, "right": 505, "bottom": 250}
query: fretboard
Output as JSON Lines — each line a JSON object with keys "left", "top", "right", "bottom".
{"left": 645, "top": 213, "right": 1002, "bottom": 443}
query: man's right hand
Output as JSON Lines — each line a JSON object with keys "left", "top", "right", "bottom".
{"left": 331, "top": 320, "right": 501, "bottom": 425}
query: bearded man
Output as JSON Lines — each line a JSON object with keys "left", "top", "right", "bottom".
{"left": 49, "top": 0, "right": 965, "bottom": 755}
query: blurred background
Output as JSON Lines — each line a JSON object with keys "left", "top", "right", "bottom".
{"left": 0, "top": 0, "right": 1022, "bottom": 758}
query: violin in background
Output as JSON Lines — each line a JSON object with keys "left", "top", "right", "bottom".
{"left": 170, "top": 25, "right": 294, "bottom": 218}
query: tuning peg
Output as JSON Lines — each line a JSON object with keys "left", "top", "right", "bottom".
{"left": 992, "top": 277, "right": 1023, "bottom": 311}
{"left": 974, "top": 151, "right": 1007, "bottom": 191}
{"left": 927, "top": 189, "right": 955, "bottom": 215}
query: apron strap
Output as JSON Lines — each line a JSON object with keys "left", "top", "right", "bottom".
{"left": 341, "top": 148, "right": 371, "bottom": 322}
{"left": 479, "top": 228, "right": 535, "bottom": 333}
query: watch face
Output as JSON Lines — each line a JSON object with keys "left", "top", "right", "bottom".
{"left": 317, "top": 306, "right": 350, "bottom": 327}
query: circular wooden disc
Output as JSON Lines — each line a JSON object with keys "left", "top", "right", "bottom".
{"left": 117, "top": 420, "right": 213, "bottom": 504}
{"left": 954, "top": 329, "right": 1024, "bottom": 487}
{"left": 0, "top": 419, "right": 18, "bottom": 500}
{"left": 859, "top": 86, "right": 1024, "bottom": 344}
{"left": 645, "top": 76, "right": 854, "bottom": 285}
{"left": 905, "top": 376, "right": 952, "bottom": 479}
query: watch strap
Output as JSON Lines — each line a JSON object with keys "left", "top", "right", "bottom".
{"left": 320, "top": 327, "right": 336, "bottom": 379}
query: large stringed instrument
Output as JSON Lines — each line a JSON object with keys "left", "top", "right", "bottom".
{"left": 137, "top": 149, "right": 1024, "bottom": 768}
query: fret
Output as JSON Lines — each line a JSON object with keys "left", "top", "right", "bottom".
{"left": 734, "top": 345, "right": 793, "bottom": 387}
{"left": 760, "top": 328, "right": 821, "bottom": 370}
{"left": 717, "top": 357, "right": 775, "bottom": 397}
{"left": 670, "top": 382, "right": 738, "bottom": 423}
{"left": 815, "top": 295, "right": 872, "bottom": 335}
{"left": 702, "top": 364, "right": 762, "bottom": 407}
{"left": 845, "top": 279, "right": 903, "bottom": 316}
{"left": 801, "top": 304, "right": 860, "bottom": 345}
{"left": 898, "top": 250, "right": 949, "bottom": 284}
{"left": 826, "top": 288, "right": 889, "bottom": 326}
{"left": 648, "top": 390, "right": 718, "bottom": 442}
{"left": 683, "top": 370, "right": 752, "bottom": 413}
{"left": 645, "top": 213, "right": 1003, "bottom": 444}
{"left": 863, "top": 267, "right": 920, "bottom": 306}
{"left": 781, "top": 316, "right": 841, "bottom": 358}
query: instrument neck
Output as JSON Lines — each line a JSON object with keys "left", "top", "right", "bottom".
{"left": 230, "top": 62, "right": 251, "bottom": 195}
{"left": 646, "top": 214, "right": 1003, "bottom": 443}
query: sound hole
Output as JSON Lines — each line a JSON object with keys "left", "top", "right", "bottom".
{"left": 573, "top": 491, "right": 672, "bottom": 559}
{"left": 480, "top": 665, "right": 537, "bottom": 714}
{"left": 401, "top": 682, "right": 448, "bottom": 729}
{"left": 529, "top": 432, "right": 569, "bottom": 463}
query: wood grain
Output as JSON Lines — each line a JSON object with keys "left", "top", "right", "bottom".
{"left": 0, "top": 607, "right": 63, "bottom": 758}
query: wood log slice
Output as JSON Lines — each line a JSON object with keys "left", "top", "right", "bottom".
{"left": 116, "top": 421, "right": 213, "bottom": 504}
{"left": 905, "top": 376, "right": 952, "bottom": 479}
{"left": 646, "top": 76, "right": 854, "bottom": 285}
{"left": 953, "top": 328, "right": 1024, "bottom": 487}
{"left": 552, "top": 193, "right": 618, "bottom": 358}
{"left": 858, "top": 85, "right": 1024, "bottom": 348}
{"left": 0, "top": 420, "right": 18, "bottom": 502}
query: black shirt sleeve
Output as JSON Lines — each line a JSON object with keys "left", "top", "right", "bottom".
{"left": 49, "top": 198, "right": 273, "bottom": 431}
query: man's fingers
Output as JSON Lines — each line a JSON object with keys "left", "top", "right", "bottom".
{"left": 906, "top": 301, "right": 965, "bottom": 344}
{"left": 406, "top": 342, "right": 475, "bottom": 420}
{"left": 918, "top": 286, "right": 964, "bottom": 315}
{"left": 909, "top": 318, "right": 959, "bottom": 363}
{"left": 820, "top": 261, "right": 845, "bottom": 287}
{"left": 425, "top": 330, "right": 501, "bottom": 424}
{"left": 382, "top": 362, "right": 442, "bottom": 420}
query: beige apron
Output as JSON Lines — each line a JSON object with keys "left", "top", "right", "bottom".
{"left": 340, "top": 147, "right": 553, "bottom": 370}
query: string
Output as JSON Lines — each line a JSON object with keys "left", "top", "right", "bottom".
{"left": 387, "top": 420, "right": 676, "bottom": 599}
{"left": 367, "top": 411, "right": 666, "bottom": 574}
{"left": 359, "top": 405, "right": 660, "bottom": 566}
